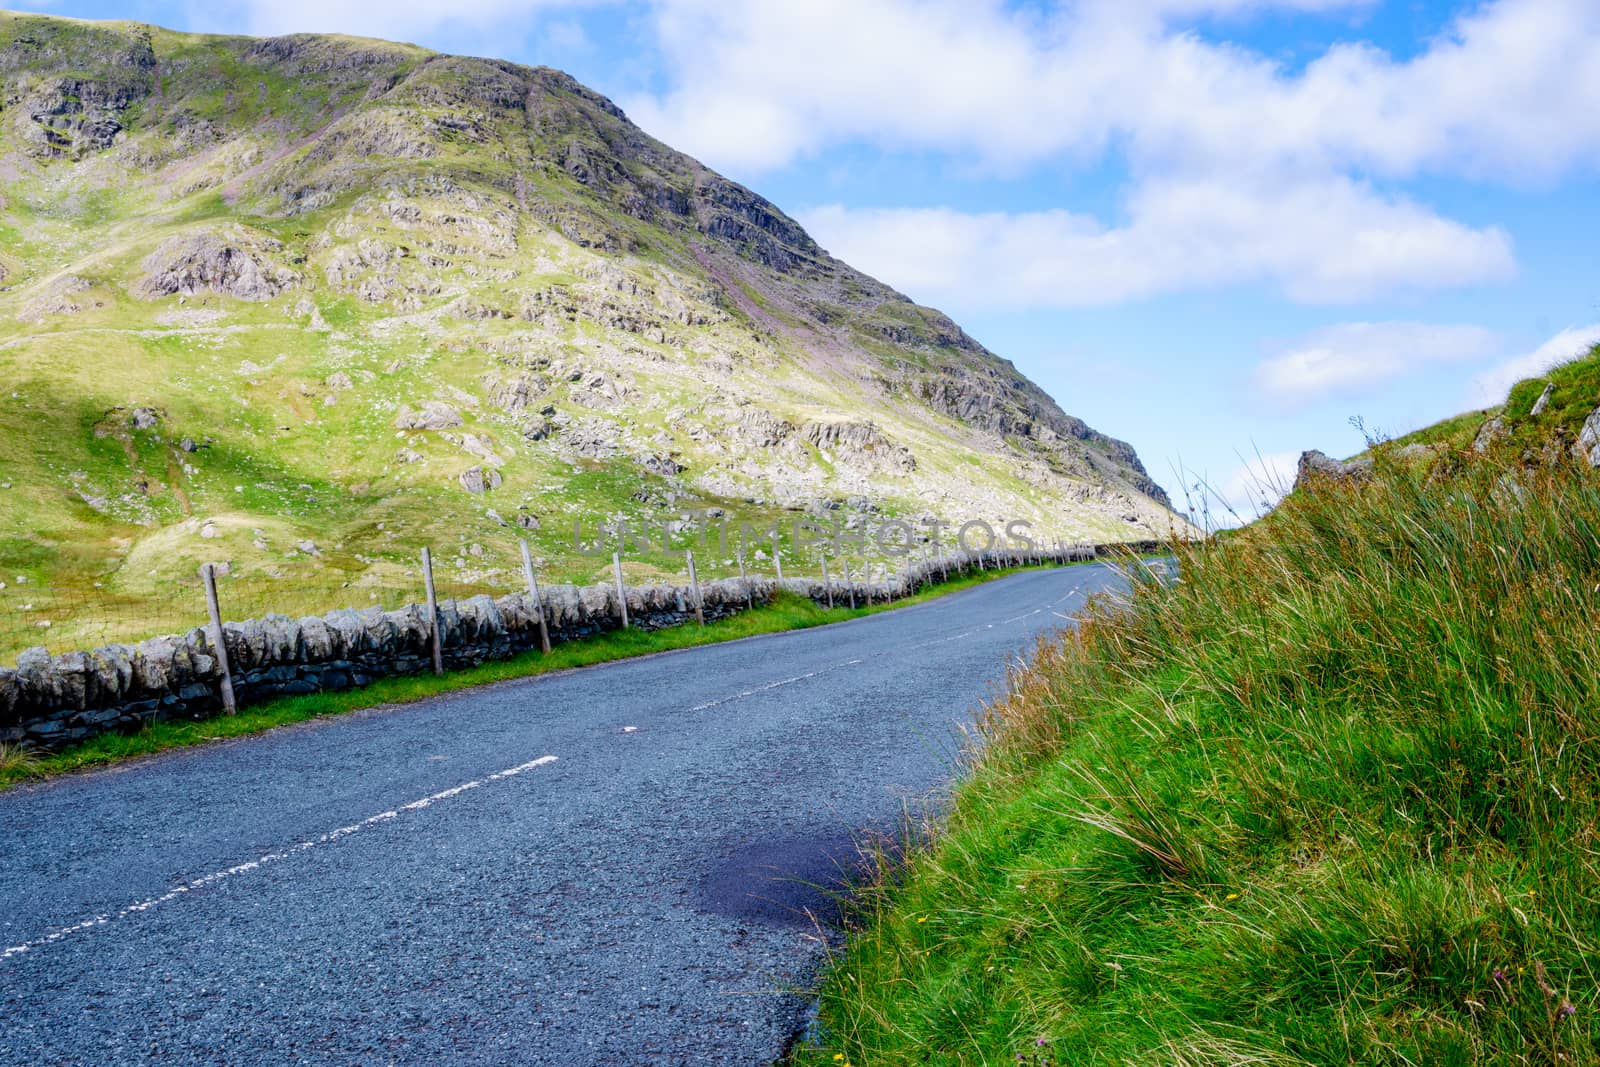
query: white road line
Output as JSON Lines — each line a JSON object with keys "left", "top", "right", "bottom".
{"left": 685, "top": 658, "right": 867, "bottom": 713}
{"left": 1, "top": 755, "right": 559, "bottom": 962}
{"left": 998, "top": 608, "right": 1044, "bottom": 625}
{"left": 1053, "top": 582, "right": 1088, "bottom": 605}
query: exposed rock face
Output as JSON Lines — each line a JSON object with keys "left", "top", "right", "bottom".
{"left": 801, "top": 421, "right": 916, "bottom": 474}
{"left": 393, "top": 402, "right": 463, "bottom": 430}
{"left": 733, "top": 408, "right": 795, "bottom": 449}
{"left": 1295, "top": 449, "right": 1373, "bottom": 488}
{"left": 488, "top": 374, "right": 546, "bottom": 414}
{"left": 134, "top": 230, "right": 300, "bottom": 302}
{"left": 1574, "top": 407, "right": 1600, "bottom": 467}
{"left": 1530, "top": 383, "right": 1555, "bottom": 417}
{"left": 1, "top": 19, "right": 159, "bottom": 157}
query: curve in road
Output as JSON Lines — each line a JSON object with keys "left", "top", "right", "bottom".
{"left": 0, "top": 564, "right": 1127, "bottom": 1065}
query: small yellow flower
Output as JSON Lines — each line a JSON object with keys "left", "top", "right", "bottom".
{"left": 1224, "top": 893, "right": 1240, "bottom": 902}
{"left": 916, "top": 916, "right": 928, "bottom": 923}
{"left": 833, "top": 1056, "right": 845, "bottom": 1063}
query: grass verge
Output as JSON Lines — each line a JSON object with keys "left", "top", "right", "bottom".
{"left": 797, "top": 446, "right": 1600, "bottom": 1066}
{"left": 0, "top": 563, "right": 1057, "bottom": 792}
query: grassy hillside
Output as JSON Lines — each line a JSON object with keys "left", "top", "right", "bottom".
{"left": 1384, "top": 342, "right": 1600, "bottom": 454}
{"left": 798, "top": 363, "right": 1600, "bottom": 1064}
{"left": 0, "top": 13, "right": 1185, "bottom": 662}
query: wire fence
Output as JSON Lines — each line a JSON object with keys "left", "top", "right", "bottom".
{"left": 0, "top": 531, "right": 1095, "bottom": 666}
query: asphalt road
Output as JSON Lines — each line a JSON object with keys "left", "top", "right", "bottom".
{"left": 0, "top": 564, "right": 1127, "bottom": 1066}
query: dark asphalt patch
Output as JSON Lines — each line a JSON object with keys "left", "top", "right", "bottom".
{"left": 701, "top": 831, "right": 885, "bottom": 929}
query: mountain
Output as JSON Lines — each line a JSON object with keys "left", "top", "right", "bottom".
{"left": 0, "top": 12, "right": 1183, "bottom": 655}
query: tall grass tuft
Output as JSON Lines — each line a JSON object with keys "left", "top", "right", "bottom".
{"left": 799, "top": 444, "right": 1600, "bottom": 1066}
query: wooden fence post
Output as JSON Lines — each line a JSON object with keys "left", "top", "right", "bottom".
{"left": 687, "top": 550, "right": 705, "bottom": 626}
{"left": 520, "top": 539, "right": 551, "bottom": 654}
{"left": 737, "top": 545, "right": 753, "bottom": 611}
{"left": 772, "top": 533, "right": 784, "bottom": 582}
{"left": 846, "top": 561, "right": 857, "bottom": 609}
{"left": 199, "top": 563, "right": 237, "bottom": 715}
{"left": 612, "top": 551, "right": 629, "bottom": 629}
{"left": 821, "top": 555, "right": 834, "bottom": 609}
{"left": 421, "top": 547, "right": 444, "bottom": 676}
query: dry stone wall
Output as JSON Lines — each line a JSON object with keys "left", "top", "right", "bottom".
{"left": 0, "top": 544, "right": 1156, "bottom": 750}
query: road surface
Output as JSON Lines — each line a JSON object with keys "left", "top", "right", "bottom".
{"left": 0, "top": 564, "right": 1126, "bottom": 1065}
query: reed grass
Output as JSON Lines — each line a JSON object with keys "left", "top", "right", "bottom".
{"left": 800, "top": 440, "right": 1600, "bottom": 1066}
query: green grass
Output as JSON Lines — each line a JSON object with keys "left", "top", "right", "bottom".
{"left": 796, "top": 444, "right": 1600, "bottom": 1066}
{"left": 1378, "top": 342, "right": 1600, "bottom": 457}
{"left": 0, "top": 563, "right": 1047, "bottom": 792}
{"left": 1384, "top": 406, "right": 1497, "bottom": 451}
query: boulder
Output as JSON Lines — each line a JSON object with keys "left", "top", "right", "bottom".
{"left": 1295, "top": 450, "right": 1373, "bottom": 489}
{"left": 1473, "top": 416, "right": 1508, "bottom": 453}
{"left": 458, "top": 466, "right": 502, "bottom": 493}
{"left": 394, "top": 401, "right": 463, "bottom": 430}
{"left": 17, "top": 274, "right": 95, "bottom": 324}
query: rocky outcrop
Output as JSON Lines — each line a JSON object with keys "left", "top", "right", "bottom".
{"left": 801, "top": 421, "right": 916, "bottom": 474}
{"left": 1472, "top": 415, "right": 1509, "bottom": 453}
{"left": 1, "top": 20, "right": 159, "bottom": 159}
{"left": 733, "top": 408, "right": 795, "bottom": 449}
{"left": 458, "top": 465, "right": 502, "bottom": 493}
{"left": 133, "top": 230, "right": 300, "bottom": 302}
{"left": 1574, "top": 407, "right": 1600, "bottom": 467}
{"left": 1295, "top": 450, "right": 1373, "bottom": 489}
{"left": 393, "top": 401, "right": 463, "bottom": 430}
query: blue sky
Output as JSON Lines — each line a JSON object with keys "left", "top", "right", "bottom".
{"left": 15, "top": 0, "right": 1600, "bottom": 519}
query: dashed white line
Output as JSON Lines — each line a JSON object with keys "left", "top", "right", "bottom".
{"left": 1, "top": 755, "right": 559, "bottom": 962}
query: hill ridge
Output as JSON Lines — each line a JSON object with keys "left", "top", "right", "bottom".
{"left": 0, "top": 11, "right": 1183, "bottom": 656}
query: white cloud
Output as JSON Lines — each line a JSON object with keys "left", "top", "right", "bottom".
{"left": 799, "top": 178, "right": 1513, "bottom": 311}
{"left": 624, "top": 0, "right": 1576, "bottom": 312}
{"left": 1468, "top": 324, "right": 1600, "bottom": 405}
{"left": 624, "top": 0, "right": 1600, "bottom": 181}
{"left": 1252, "top": 322, "right": 1501, "bottom": 409}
